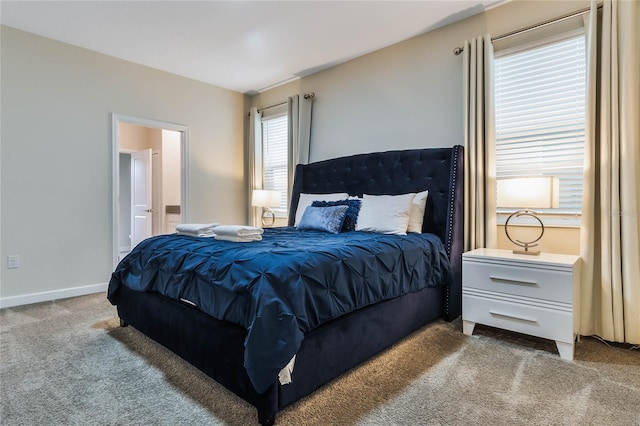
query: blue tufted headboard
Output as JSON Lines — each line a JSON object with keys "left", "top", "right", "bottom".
{"left": 288, "top": 146, "right": 464, "bottom": 321}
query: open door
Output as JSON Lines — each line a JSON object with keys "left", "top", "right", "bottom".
{"left": 131, "top": 149, "right": 152, "bottom": 247}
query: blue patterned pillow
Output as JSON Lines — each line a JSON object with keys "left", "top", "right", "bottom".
{"left": 297, "top": 205, "right": 349, "bottom": 234}
{"left": 312, "top": 199, "right": 361, "bottom": 232}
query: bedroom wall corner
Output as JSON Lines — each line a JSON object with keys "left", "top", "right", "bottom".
{"left": 249, "top": 79, "right": 302, "bottom": 111}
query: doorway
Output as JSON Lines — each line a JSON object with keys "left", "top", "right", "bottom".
{"left": 112, "top": 114, "right": 189, "bottom": 267}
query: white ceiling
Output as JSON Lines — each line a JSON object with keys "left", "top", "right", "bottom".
{"left": 1, "top": 1, "right": 505, "bottom": 94}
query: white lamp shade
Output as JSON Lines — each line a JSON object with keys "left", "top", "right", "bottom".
{"left": 497, "top": 177, "right": 559, "bottom": 209}
{"left": 252, "top": 189, "right": 281, "bottom": 208}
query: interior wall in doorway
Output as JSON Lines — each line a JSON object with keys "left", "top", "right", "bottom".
{"left": 120, "top": 122, "right": 159, "bottom": 151}
{"left": 119, "top": 153, "right": 132, "bottom": 252}
{"left": 161, "top": 129, "right": 182, "bottom": 233}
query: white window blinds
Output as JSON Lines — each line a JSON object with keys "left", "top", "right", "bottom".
{"left": 495, "top": 34, "right": 586, "bottom": 216}
{"left": 262, "top": 114, "right": 288, "bottom": 215}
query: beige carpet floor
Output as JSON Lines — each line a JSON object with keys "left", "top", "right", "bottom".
{"left": 1, "top": 293, "right": 639, "bottom": 425}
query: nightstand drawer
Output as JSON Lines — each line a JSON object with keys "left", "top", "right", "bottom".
{"left": 463, "top": 294, "right": 574, "bottom": 343}
{"left": 463, "top": 261, "right": 572, "bottom": 303}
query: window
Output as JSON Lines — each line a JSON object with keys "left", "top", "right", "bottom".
{"left": 495, "top": 32, "right": 586, "bottom": 223}
{"left": 261, "top": 113, "right": 288, "bottom": 217}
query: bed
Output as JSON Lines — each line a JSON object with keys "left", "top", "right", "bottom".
{"left": 107, "top": 145, "right": 464, "bottom": 425}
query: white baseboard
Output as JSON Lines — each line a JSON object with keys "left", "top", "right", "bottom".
{"left": 0, "top": 282, "right": 109, "bottom": 309}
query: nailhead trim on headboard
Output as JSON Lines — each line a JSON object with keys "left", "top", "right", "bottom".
{"left": 445, "top": 145, "right": 460, "bottom": 256}
{"left": 443, "top": 145, "right": 461, "bottom": 318}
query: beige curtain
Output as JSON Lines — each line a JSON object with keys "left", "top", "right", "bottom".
{"left": 247, "top": 107, "right": 263, "bottom": 227}
{"left": 579, "top": 0, "right": 640, "bottom": 344}
{"left": 463, "top": 35, "right": 497, "bottom": 251}
{"left": 287, "top": 94, "right": 313, "bottom": 196}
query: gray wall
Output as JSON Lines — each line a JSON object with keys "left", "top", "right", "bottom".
{"left": 252, "top": 1, "right": 589, "bottom": 162}
{"left": 1, "top": 26, "right": 247, "bottom": 301}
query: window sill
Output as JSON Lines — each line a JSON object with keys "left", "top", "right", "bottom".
{"left": 497, "top": 213, "right": 581, "bottom": 228}
{"left": 272, "top": 209, "right": 288, "bottom": 220}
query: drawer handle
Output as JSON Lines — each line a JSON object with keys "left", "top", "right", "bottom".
{"left": 489, "top": 276, "right": 538, "bottom": 286}
{"left": 489, "top": 310, "right": 538, "bottom": 323}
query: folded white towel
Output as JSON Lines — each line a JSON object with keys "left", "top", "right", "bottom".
{"left": 177, "top": 231, "right": 215, "bottom": 238}
{"left": 214, "top": 234, "right": 262, "bottom": 243}
{"left": 176, "top": 223, "right": 220, "bottom": 234}
{"left": 213, "top": 225, "right": 264, "bottom": 237}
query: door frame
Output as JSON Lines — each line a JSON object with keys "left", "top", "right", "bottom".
{"left": 112, "top": 113, "right": 189, "bottom": 268}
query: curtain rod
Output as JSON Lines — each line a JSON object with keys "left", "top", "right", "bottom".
{"left": 453, "top": 4, "right": 597, "bottom": 55}
{"left": 258, "top": 101, "right": 287, "bottom": 113}
{"left": 248, "top": 92, "right": 316, "bottom": 116}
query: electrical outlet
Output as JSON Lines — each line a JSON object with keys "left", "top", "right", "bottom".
{"left": 7, "top": 255, "right": 20, "bottom": 269}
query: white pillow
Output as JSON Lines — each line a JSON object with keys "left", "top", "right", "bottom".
{"left": 356, "top": 193, "right": 415, "bottom": 235}
{"left": 294, "top": 192, "right": 349, "bottom": 226}
{"left": 407, "top": 190, "right": 429, "bottom": 233}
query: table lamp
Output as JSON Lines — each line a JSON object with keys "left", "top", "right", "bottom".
{"left": 252, "top": 189, "right": 281, "bottom": 227}
{"left": 496, "top": 177, "right": 559, "bottom": 255}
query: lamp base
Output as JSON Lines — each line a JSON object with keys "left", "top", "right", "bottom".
{"left": 261, "top": 208, "right": 276, "bottom": 228}
{"left": 505, "top": 209, "right": 545, "bottom": 256}
{"left": 513, "top": 248, "right": 540, "bottom": 256}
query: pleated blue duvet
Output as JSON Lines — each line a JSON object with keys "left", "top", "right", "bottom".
{"left": 108, "top": 227, "right": 451, "bottom": 393}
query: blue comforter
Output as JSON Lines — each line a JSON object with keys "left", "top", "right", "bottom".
{"left": 107, "top": 227, "right": 451, "bottom": 393}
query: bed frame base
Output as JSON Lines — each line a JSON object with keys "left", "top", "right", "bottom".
{"left": 258, "top": 412, "right": 276, "bottom": 426}
{"left": 116, "top": 284, "right": 443, "bottom": 424}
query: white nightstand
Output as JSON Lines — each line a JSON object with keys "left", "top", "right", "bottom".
{"left": 462, "top": 248, "right": 580, "bottom": 360}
